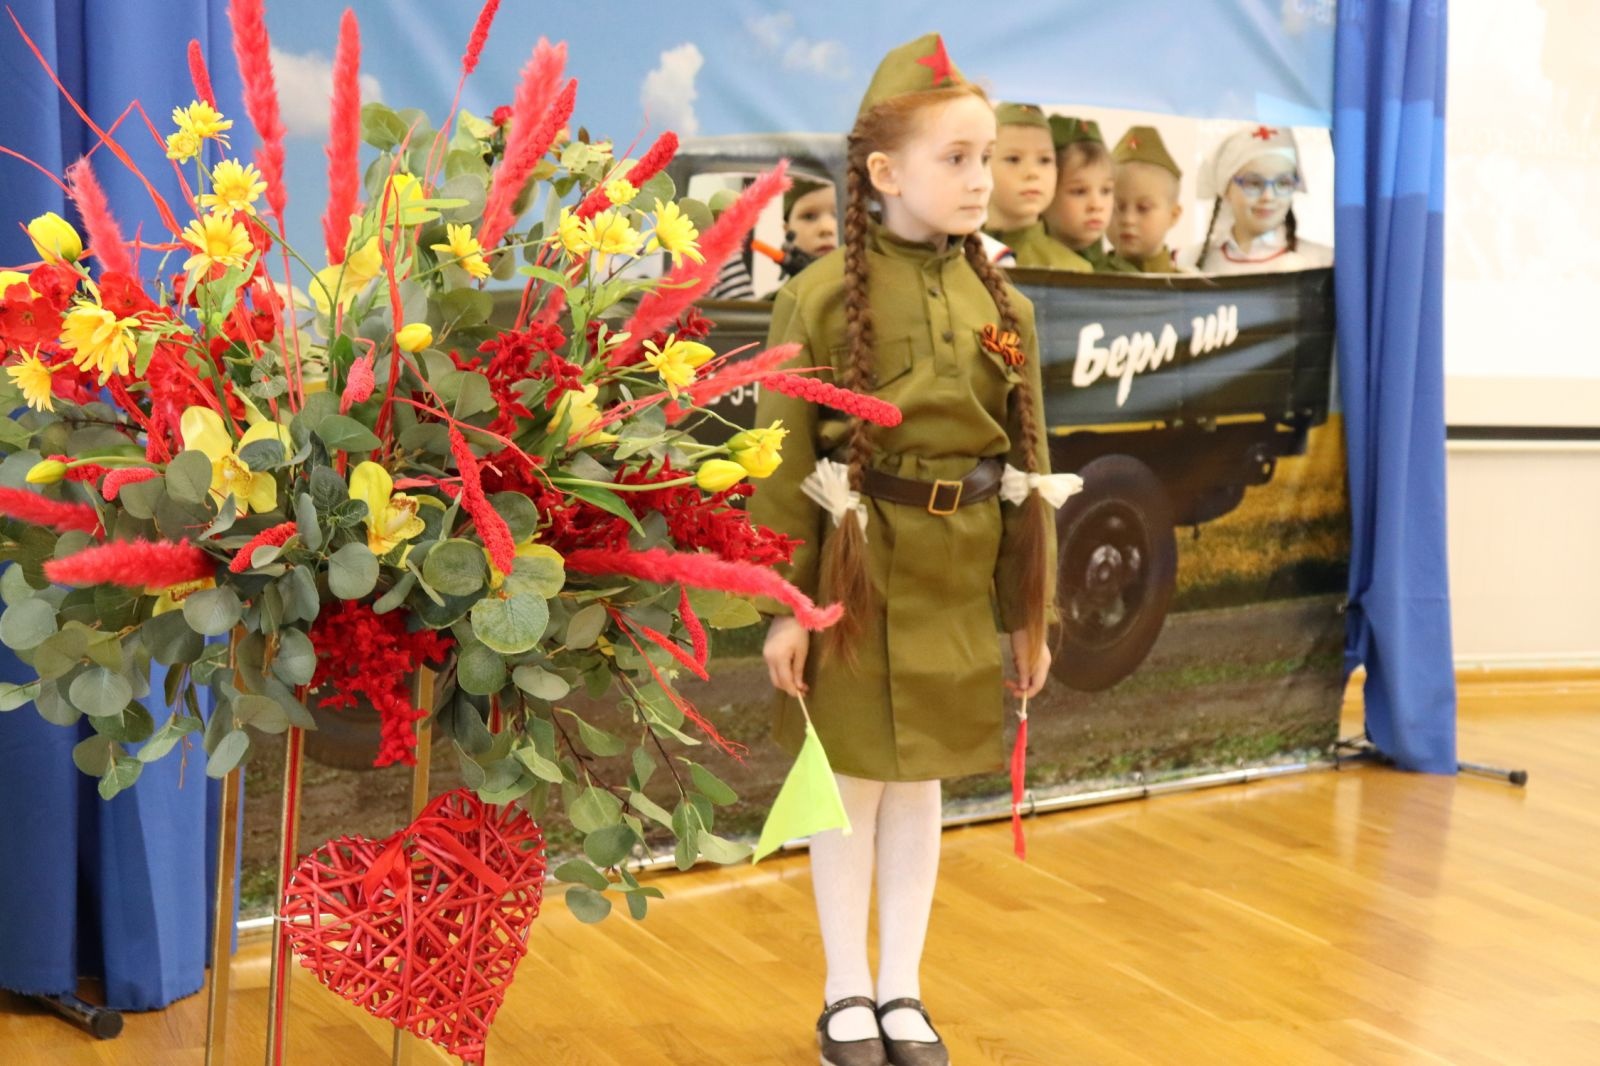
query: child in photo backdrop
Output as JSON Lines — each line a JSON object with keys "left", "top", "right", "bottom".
{"left": 1043, "top": 115, "right": 1137, "bottom": 273}
{"left": 782, "top": 174, "right": 840, "bottom": 275}
{"left": 1110, "top": 125, "right": 1186, "bottom": 274}
{"left": 983, "top": 103, "right": 1090, "bottom": 271}
{"left": 1183, "top": 124, "right": 1333, "bottom": 273}
{"left": 751, "top": 33, "right": 1066, "bottom": 1066}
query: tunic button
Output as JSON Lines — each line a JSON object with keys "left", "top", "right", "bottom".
{"left": 928, "top": 287, "right": 940, "bottom": 297}
{"left": 941, "top": 329, "right": 954, "bottom": 342}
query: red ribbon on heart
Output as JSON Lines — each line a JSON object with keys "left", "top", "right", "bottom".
{"left": 281, "top": 788, "right": 547, "bottom": 1065}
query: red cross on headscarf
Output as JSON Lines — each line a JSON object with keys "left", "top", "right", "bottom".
{"left": 916, "top": 35, "right": 955, "bottom": 86}
{"left": 1251, "top": 125, "right": 1276, "bottom": 140}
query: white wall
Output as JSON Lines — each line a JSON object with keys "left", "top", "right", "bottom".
{"left": 1447, "top": 442, "right": 1600, "bottom": 668}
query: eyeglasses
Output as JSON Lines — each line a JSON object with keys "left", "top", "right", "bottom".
{"left": 1231, "top": 173, "right": 1299, "bottom": 200}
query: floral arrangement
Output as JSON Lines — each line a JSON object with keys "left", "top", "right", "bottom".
{"left": 0, "top": 0, "right": 897, "bottom": 922}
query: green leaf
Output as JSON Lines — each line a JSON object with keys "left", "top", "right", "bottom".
{"left": 552, "top": 858, "right": 610, "bottom": 891}
{"left": 117, "top": 476, "right": 164, "bottom": 520}
{"left": 98, "top": 756, "right": 143, "bottom": 800}
{"left": 706, "top": 597, "right": 763, "bottom": 630}
{"left": 69, "top": 667, "right": 133, "bottom": 718}
{"left": 237, "top": 438, "right": 286, "bottom": 470}
{"left": 206, "top": 728, "right": 250, "bottom": 778}
{"left": 569, "top": 786, "right": 623, "bottom": 834}
{"left": 72, "top": 734, "right": 116, "bottom": 776}
{"left": 361, "top": 102, "right": 409, "bottom": 151}
{"left": 512, "top": 743, "right": 565, "bottom": 783}
{"left": 422, "top": 539, "right": 488, "bottom": 597}
{"left": 626, "top": 892, "right": 649, "bottom": 920}
{"left": 0, "top": 598, "right": 57, "bottom": 650}
{"left": 558, "top": 481, "right": 645, "bottom": 536}
{"left": 143, "top": 610, "right": 203, "bottom": 664}
{"left": 0, "top": 564, "right": 37, "bottom": 607}
{"left": 316, "top": 415, "right": 383, "bottom": 454}
{"left": 562, "top": 710, "right": 625, "bottom": 757}
{"left": 309, "top": 464, "right": 349, "bottom": 512}
{"left": 94, "top": 701, "right": 155, "bottom": 744}
{"left": 583, "top": 824, "right": 639, "bottom": 868}
{"left": 504, "top": 551, "right": 565, "bottom": 600}
{"left": 490, "top": 492, "right": 540, "bottom": 541}
{"left": 271, "top": 628, "right": 317, "bottom": 686}
{"left": 165, "top": 449, "right": 213, "bottom": 505}
{"left": 183, "top": 585, "right": 243, "bottom": 636}
{"left": 696, "top": 831, "right": 753, "bottom": 865}
{"left": 628, "top": 790, "right": 673, "bottom": 827}
{"left": 470, "top": 593, "right": 549, "bottom": 656}
{"left": 373, "top": 571, "right": 417, "bottom": 614}
{"left": 631, "top": 747, "right": 656, "bottom": 789}
{"left": 328, "top": 542, "right": 379, "bottom": 599}
{"left": 564, "top": 885, "right": 612, "bottom": 924}
{"left": 564, "top": 603, "right": 607, "bottom": 649}
{"left": 295, "top": 493, "right": 322, "bottom": 550}
{"left": 512, "top": 665, "right": 570, "bottom": 701}
{"left": 138, "top": 713, "right": 202, "bottom": 764}
{"left": 688, "top": 761, "right": 739, "bottom": 805}
{"left": 456, "top": 641, "right": 507, "bottom": 695}
{"left": 0, "top": 679, "right": 40, "bottom": 711}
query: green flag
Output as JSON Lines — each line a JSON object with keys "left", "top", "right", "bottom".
{"left": 752, "top": 719, "right": 851, "bottom": 862}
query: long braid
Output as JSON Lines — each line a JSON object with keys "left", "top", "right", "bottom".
{"left": 1285, "top": 206, "right": 1299, "bottom": 252}
{"left": 818, "top": 156, "right": 878, "bottom": 661}
{"left": 962, "top": 234, "right": 1054, "bottom": 655}
{"left": 1198, "top": 195, "right": 1222, "bottom": 272}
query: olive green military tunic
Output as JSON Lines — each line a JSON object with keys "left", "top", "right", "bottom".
{"left": 985, "top": 220, "right": 1092, "bottom": 272}
{"left": 749, "top": 222, "right": 1056, "bottom": 781}
{"left": 1074, "top": 238, "right": 1140, "bottom": 274}
{"left": 1132, "top": 245, "right": 1181, "bottom": 274}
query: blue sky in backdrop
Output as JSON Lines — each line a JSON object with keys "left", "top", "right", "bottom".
{"left": 263, "top": 0, "right": 1335, "bottom": 256}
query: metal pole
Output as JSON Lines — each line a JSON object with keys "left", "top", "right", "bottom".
{"left": 205, "top": 764, "right": 241, "bottom": 1066}
{"left": 264, "top": 725, "right": 306, "bottom": 1065}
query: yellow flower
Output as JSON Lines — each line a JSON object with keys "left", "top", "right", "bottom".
{"left": 172, "top": 100, "right": 233, "bottom": 145}
{"left": 586, "top": 210, "right": 643, "bottom": 264}
{"left": 165, "top": 128, "right": 202, "bottom": 163}
{"left": 25, "top": 458, "right": 67, "bottom": 484}
{"left": 555, "top": 208, "right": 592, "bottom": 257}
{"left": 0, "top": 270, "right": 32, "bottom": 295}
{"left": 430, "top": 223, "right": 491, "bottom": 279}
{"left": 553, "top": 384, "right": 617, "bottom": 447}
{"left": 695, "top": 459, "right": 747, "bottom": 492}
{"left": 151, "top": 577, "right": 216, "bottom": 615}
{"left": 310, "top": 236, "right": 383, "bottom": 316}
{"left": 198, "top": 159, "right": 266, "bottom": 215}
{"left": 27, "top": 212, "right": 82, "bottom": 264}
{"left": 349, "top": 461, "right": 426, "bottom": 558}
{"left": 604, "top": 179, "right": 638, "bottom": 206}
{"left": 381, "top": 173, "right": 430, "bottom": 226}
{"left": 727, "top": 421, "right": 787, "bottom": 478}
{"left": 645, "top": 200, "right": 703, "bottom": 263}
{"left": 181, "top": 212, "right": 254, "bottom": 274}
{"left": 395, "top": 322, "right": 434, "bottom": 353}
{"left": 7, "top": 353, "right": 56, "bottom": 412}
{"left": 179, "top": 406, "right": 290, "bottom": 516}
{"left": 642, "top": 335, "right": 715, "bottom": 398}
{"left": 60, "top": 303, "right": 139, "bottom": 384}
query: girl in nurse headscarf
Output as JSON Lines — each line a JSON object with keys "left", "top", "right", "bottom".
{"left": 1184, "top": 124, "right": 1333, "bottom": 274}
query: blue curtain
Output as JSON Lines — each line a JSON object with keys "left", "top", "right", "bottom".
{"left": 0, "top": 0, "right": 242, "bottom": 1010}
{"left": 1333, "top": 1, "right": 1457, "bottom": 773}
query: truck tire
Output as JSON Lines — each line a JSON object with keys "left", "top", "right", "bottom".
{"left": 1050, "top": 454, "right": 1178, "bottom": 691}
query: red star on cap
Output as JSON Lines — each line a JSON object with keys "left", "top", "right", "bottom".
{"left": 1126, "top": 135, "right": 1140, "bottom": 150}
{"left": 916, "top": 35, "right": 955, "bottom": 86}
{"left": 1251, "top": 125, "right": 1276, "bottom": 140}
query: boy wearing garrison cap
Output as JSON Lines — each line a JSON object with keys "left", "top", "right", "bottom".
{"left": 984, "top": 103, "right": 1090, "bottom": 271}
{"left": 1111, "top": 125, "right": 1186, "bottom": 274}
{"left": 1043, "top": 115, "right": 1138, "bottom": 273}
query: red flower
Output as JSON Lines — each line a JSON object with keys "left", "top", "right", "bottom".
{"left": 28, "top": 263, "right": 78, "bottom": 310}
{"left": 98, "top": 273, "right": 158, "bottom": 319}
{"left": 66, "top": 157, "right": 134, "bottom": 278}
{"left": 450, "top": 429, "right": 516, "bottom": 573}
{"left": 565, "top": 546, "right": 839, "bottom": 630}
{"left": 227, "top": 0, "right": 288, "bottom": 222}
{"left": 491, "top": 105, "right": 513, "bottom": 127}
{"left": 229, "top": 521, "right": 298, "bottom": 573}
{"left": 187, "top": 39, "right": 216, "bottom": 108}
{"left": 760, "top": 372, "right": 903, "bottom": 427}
{"left": 322, "top": 9, "right": 363, "bottom": 266}
{"left": 461, "top": 0, "right": 503, "bottom": 78}
{"left": 341, "top": 352, "right": 375, "bottom": 413}
{"left": 102, "top": 467, "right": 159, "bottom": 501}
{"left": 0, "top": 486, "right": 101, "bottom": 535}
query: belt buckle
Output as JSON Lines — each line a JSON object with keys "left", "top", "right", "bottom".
{"left": 927, "top": 478, "right": 963, "bottom": 516}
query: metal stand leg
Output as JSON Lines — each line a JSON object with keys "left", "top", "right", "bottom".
{"left": 265, "top": 725, "right": 306, "bottom": 1065}
{"left": 392, "top": 669, "right": 436, "bottom": 1066}
{"left": 205, "top": 765, "right": 242, "bottom": 1066}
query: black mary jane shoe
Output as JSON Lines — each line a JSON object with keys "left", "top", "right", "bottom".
{"left": 817, "top": 995, "right": 889, "bottom": 1066}
{"left": 875, "top": 998, "right": 949, "bottom": 1066}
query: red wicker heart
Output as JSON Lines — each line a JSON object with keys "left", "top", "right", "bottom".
{"left": 280, "top": 788, "right": 547, "bottom": 1065}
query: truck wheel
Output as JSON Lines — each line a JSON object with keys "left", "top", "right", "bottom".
{"left": 1050, "top": 454, "right": 1178, "bottom": 691}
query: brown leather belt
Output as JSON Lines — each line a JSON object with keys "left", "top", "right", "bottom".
{"left": 858, "top": 458, "right": 1002, "bottom": 516}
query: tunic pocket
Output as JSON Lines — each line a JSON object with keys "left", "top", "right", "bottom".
{"left": 975, "top": 327, "right": 1024, "bottom": 386}
{"left": 829, "top": 335, "right": 914, "bottom": 392}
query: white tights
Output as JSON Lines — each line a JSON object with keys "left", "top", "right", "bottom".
{"left": 810, "top": 773, "right": 943, "bottom": 1043}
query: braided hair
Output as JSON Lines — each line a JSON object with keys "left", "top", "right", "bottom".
{"left": 821, "top": 86, "right": 1054, "bottom": 660}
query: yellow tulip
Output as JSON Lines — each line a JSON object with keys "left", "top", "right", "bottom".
{"left": 179, "top": 406, "right": 290, "bottom": 516}
{"left": 696, "top": 459, "right": 748, "bottom": 492}
{"left": 311, "top": 236, "right": 383, "bottom": 317}
{"left": 395, "top": 322, "right": 434, "bottom": 353}
{"left": 25, "top": 458, "right": 67, "bottom": 485}
{"left": 553, "top": 384, "right": 617, "bottom": 447}
{"left": 349, "top": 461, "right": 426, "bottom": 558}
{"left": 28, "top": 212, "right": 82, "bottom": 264}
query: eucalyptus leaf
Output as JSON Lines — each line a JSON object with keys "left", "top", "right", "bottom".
{"left": 564, "top": 885, "right": 611, "bottom": 924}
{"left": 583, "top": 824, "right": 639, "bottom": 868}
{"left": 271, "top": 628, "right": 317, "bottom": 686}
{"left": 552, "top": 858, "right": 610, "bottom": 891}
{"left": 142, "top": 609, "right": 203, "bottom": 664}
{"left": 98, "top": 756, "right": 143, "bottom": 800}
{"left": 165, "top": 449, "right": 213, "bottom": 505}
{"left": 470, "top": 593, "right": 548, "bottom": 656}
{"left": 68, "top": 667, "right": 133, "bottom": 718}
{"left": 316, "top": 415, "right": 382, "bottom": 454}
{"left": 512, "top": 665, "right": 570, "bottom": 702}
{"left": 295, "top": 493, "right": 322, "bottom": 550}
{"left": 568, "top": 786, "right": 623, "bottom": 834}
{"left": 0, "top": 598, "right": 56, "bottom": 650}
{"left": 456, "top": 641, "right": 507, "bottom": 696}
{"left": 422, "top": 539, "right": 488, "bottom": 597}
{"left": 183, "top": 586, "right": 243, "bottom": 637}
{"left": 206, "top": 729, "right": 250, "bottom": 778}
{"left": 328, "top": 542, "right": 379, "bottom": 600}
{"left": 564, "top": 603, "right": 607, "bottom": 650}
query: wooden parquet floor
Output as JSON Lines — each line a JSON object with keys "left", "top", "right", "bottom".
{"left": 3, "top": 674, "right": 1596, "bottom": 1065}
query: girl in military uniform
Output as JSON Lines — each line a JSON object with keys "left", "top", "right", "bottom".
{"left": 750, "top": 33, "right": 1060, "bottom": 1066}
{"left": 984, "top": 103, "right": 1090, "bottom": 271}
{"left": 1184, "top": 123, "right": 1333, "bottom": 273}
